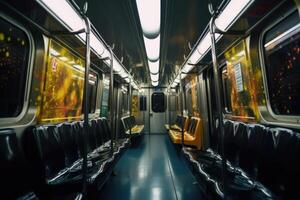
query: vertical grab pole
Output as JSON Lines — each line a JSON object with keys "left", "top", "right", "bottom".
{"left": 129, "top": 78, "right": 132, "bottom": 143}
{"left": 180, "top": 73, "right": 184, "bottom": 147}
{"left": 109, "top": 47, "right": 114, "bottom": 155}
{"left": 168, "top": 89, "right": 171, "bottom": 128}
{"left": 209, "top": 15, "right": 226, "bottom": 197}
{"left": 82, "top": 14, "right": 91, "bottom": 198}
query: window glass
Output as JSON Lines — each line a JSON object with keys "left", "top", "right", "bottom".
{"left": 132, "top": 94, "right": 139, "bottom": 116}
{"left": 185, "top": 75, "right": 200, "bottom": 117}
{"left": 82, "top": 72, "right": 98, "bottom": 113}
{"left": 224, "top": 40, "right": 259, "bottom": 121}
{"left": 221, "top": 66, "right": 233, "bottom": 113}
{"left": 121, "top": 85, "right": 128, "bottom": 114}
{"left": 139, "top": 96, "right": 147, "bottom": 111}
{"left": 37, "top": 40, "right": 84, "bottom": 123}
{"left": 0, "top": 18, "right": 30, "bottom": 118}
{"left": 151, "top": 92, "right": 165, "bottom": 112}
{"left": 264, "top": 12, "right": 300, "bottom": 116}
{"left": 100, "top": 77, "right": 110, "bottom": 117}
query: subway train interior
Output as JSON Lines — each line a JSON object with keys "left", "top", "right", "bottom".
{"left": 0, "top": 0, "right": 300, "bottom": 199}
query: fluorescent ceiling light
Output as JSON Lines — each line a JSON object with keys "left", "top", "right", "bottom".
{"left": 188, "top": 50, "right": 202, "bottom": 64}
{"left": 148, "top": 60, "right": 159, "bottom": 74}
{"left": 59, "top": 56, "right": 68, "bottom": 61}
{"left": 215, "top": 0, "right": 253, "bottom": 31}
{"left": 37, "top": 0, "right": 85, "bottom": 31}
{"left": 112, "top": 57, "right": 123, "bottom": 72}
{"left": 73, "top": 64, "right": 85, "bottom": 72}
{"left": 103, "top": 79, "right": 110, "bottom": 85}
{"left": 90, "top": 33, "right": 105, "bottom": 56}
{"left": 125, "top": 78, "right": 130, "bottom": 83}
{"left": 168, "top": 0, "right": 253, "bottom": 89}
{"left": 89, "top": 80, "right": 96, "bottom": 85}
{"left": 120, "top": 71, "right": 128, "bottom": 78}
{"left": 152, "top": 81, "right": 159, "bottom": 87}
{"left": 181, "top": 73, "right": 187, "bottom": 79}
{"left": 150, "top": 73, "right": 159, "bottom": 82}
{"left": 89, "top": 73, "right": 96, "bottom": 79}
{"left": 136, "top": 0, "right": 160, "bottom": 38}
{"left": 182, "top": 64, "right": 194, "bottom": 74}
{"left": 50, "top": 48, "right": 60, "bottom": 56}
{"left": 38, "top": 0, "right": 140, "bottom": 89}
{"left": 37, "top": 0, "right": 108, "bottom": 60}
{"left": 143, "top": 35, "right": 160, "bottom": 61}
{"left": 171, "top": 82, "right": 177, "bottom": 88}
{"left": 186, "top": 32, "right": 221, "bottom": 71}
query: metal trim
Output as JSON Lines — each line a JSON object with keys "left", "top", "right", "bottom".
{"left": 258, "top": 7, "right": 300, "bottom": 125}
{"left": 0, "top": 12, "right": 35, "bottom": 126}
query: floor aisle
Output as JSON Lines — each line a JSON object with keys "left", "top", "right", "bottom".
{"left": 98, "top": 134, "right": 207, "bottom": 200}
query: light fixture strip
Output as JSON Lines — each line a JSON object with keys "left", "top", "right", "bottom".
{"left": 169, "top": 0, "right": 253, "bottom": 88}
{"left": 37, "top": 0, "right": 140, "bottom": 88}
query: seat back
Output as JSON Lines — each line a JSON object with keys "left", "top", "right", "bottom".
{"left": 187, "top": 117, "right": 203, "bottom": 150}
{"left": 101, "top": 118, "right": 112, "bottom": 143}
{"left": 0, "top": 129, "right": 32, "bottom": 198}
{"left": 57, "top": 123, "right": 79, "bottom": 167}
{"left": 223, "top": 120, "right": 300, "bottom": 198}
{"left": 94, "top": 118, "right": 104, "bottom": 147}
{"left": 33, "top": 125, "right": 66, "bottom": 180}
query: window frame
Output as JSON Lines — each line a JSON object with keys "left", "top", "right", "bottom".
{"left": 259, "top": 8, "right": 300, "bottom": 124}
{"left": 220, "top": 63, "right": 233, "bottom": 114}
{"left": 0, "top": 13, "right": 34, "bottom": 125}
{"left": 88, "top": 69, "right": 99, "bottom": 114}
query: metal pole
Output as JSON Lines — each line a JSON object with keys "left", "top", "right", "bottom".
{"left": 129, "top": 78, "right": 132, "bottom": 143}
{"left": 82, "top": 14, "right": 91, "bottom": 198}
{"left": 109, "top": 47, "right": 114, "bottom": 155}
{"left": 180, "top": 73, "right": 184, "bottom": 147}
{"left": 168, "top": 90, "right": 171, "bottom": 127}
{"left": 148, "top": 86, "right": 151, "bottom": 135}
{"left": 209, "top": 15, "right": 227, "bottom": 197}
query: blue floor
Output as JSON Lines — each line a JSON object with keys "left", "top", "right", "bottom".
{"left": 98, "top": 134, "right": 208, "bottom": 200}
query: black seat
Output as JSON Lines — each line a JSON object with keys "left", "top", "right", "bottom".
{"left": 0, "top": 129, "right": 37, "bottom": 199}
{"left": 34, "top": 125, "right": 66, "bottom": 181}
{"left": 58, "top": 123, "right": 80, "bottom": 167}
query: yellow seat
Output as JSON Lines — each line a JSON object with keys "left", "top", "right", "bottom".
{"left": 169, "top": 117, "right": 203, "bottom": 150}
{"left": 168, "top": 117, "right": 189, "bottom": 143}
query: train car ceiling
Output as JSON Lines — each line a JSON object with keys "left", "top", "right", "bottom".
{"left": 2, "top": 0, "right": 285, "bottom": 90}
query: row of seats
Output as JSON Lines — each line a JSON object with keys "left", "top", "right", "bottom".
{"left": 0, "top": 117, "right": 129, "bottom": 199}
{"left": 121, "top": 115, "right": 144, "bottom": 136}
{"left": 183, "top": 120, "right": 300, "bottom": 199}
{"left": 165, "top": 115, "right": 188, "bottom": 132}
{"left": 167, "top": 116, "right": 203, "bottom": 149}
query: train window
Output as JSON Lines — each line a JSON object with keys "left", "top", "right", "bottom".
{"left": 151, "top": 92, "right": 165, "bottom": 112}
{"left": 82, "top": 72, "right": 98, "bottom": 113}
{"left": 37, "top": 40, "right": 84, "bottom": 123}
{"left": 263, "top": 12, "right": 300, "bottom": 116}
{"left": 139, "top": 96, "right": 147, "bottom": 111}
{"left": 221, "top": 66, "right": 232, "bottom": 113}
{"left": 224, "top": 40, "right": 258, "bottom": 121}
{"left": 121, "top": 86, "right": 129, "bottom": 114}
{"left": 131, "top": 94, "right": 139, "bottom": 116}
{"left": 185, "top": 75, "right": 200, "bottom": 117}
{"left": 0, "top": 18, "right": 30, "bottom": 118}
{"left": 100, "top": 77, "right": 110, "bottom": 117}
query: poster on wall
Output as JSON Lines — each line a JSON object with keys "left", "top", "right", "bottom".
{"left": 37, "top": 40, "right": 84, "bottom": 123}
{"left": 234, "top": 63, "right": 244, "bottom": 93}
